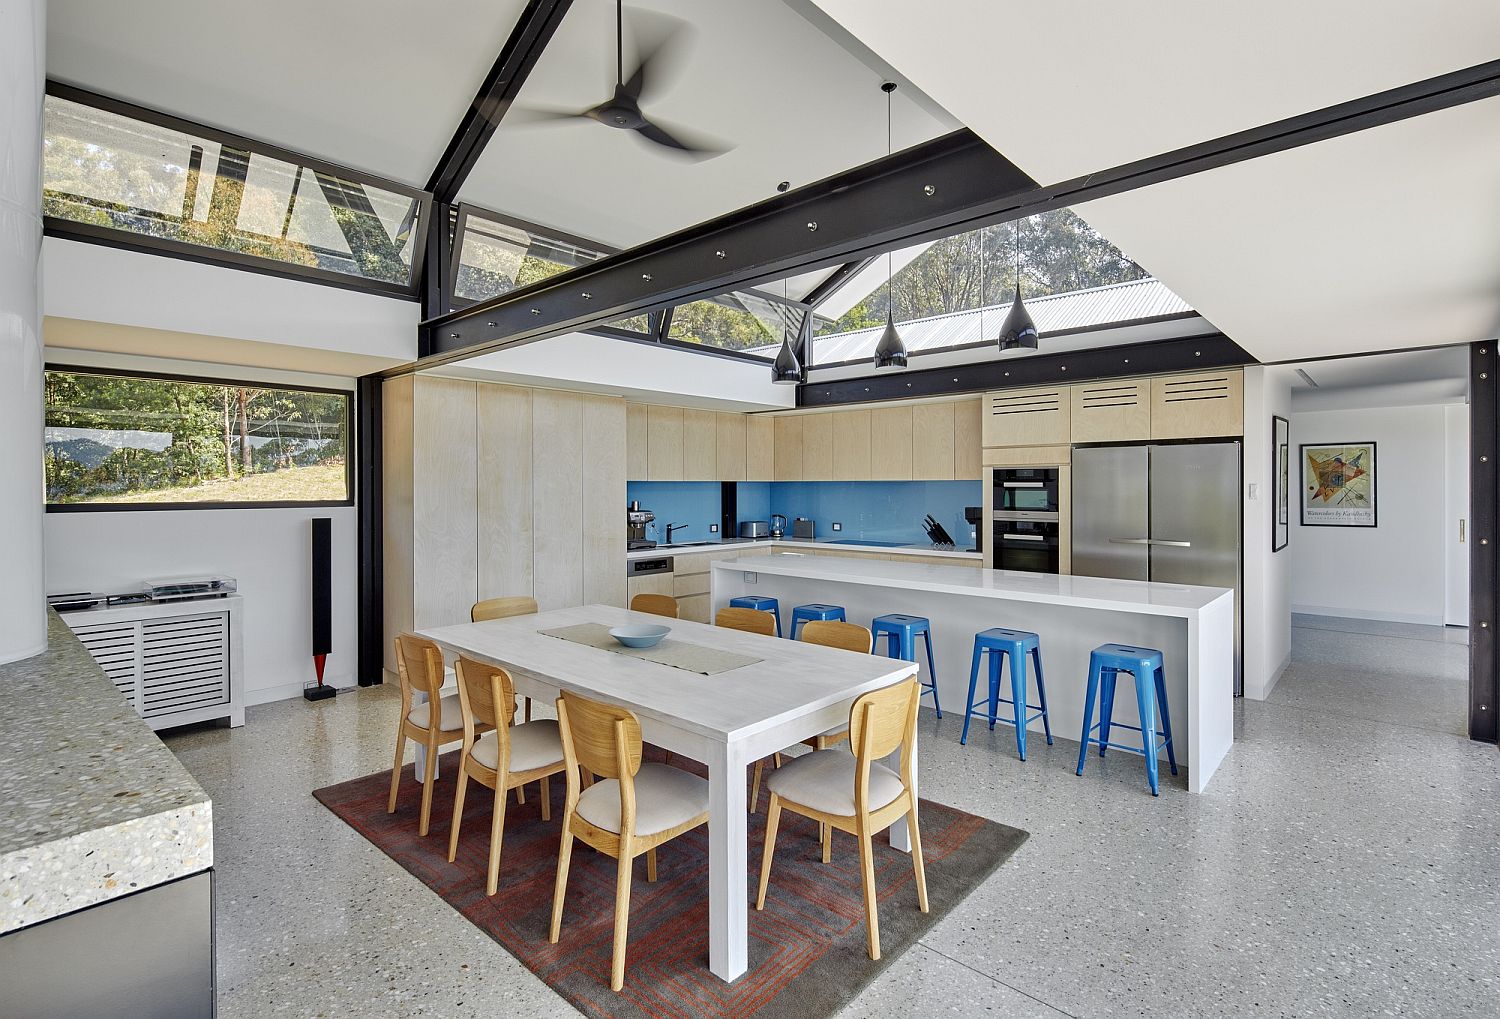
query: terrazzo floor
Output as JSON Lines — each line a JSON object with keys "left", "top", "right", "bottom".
{"left": 164, "top": 615, "right": 1500, "bottom": 1017}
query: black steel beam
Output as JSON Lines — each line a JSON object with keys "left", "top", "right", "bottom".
{"left": 420, "top": 201, "right": 455, "bottom": 332}
{"left": 426, "top": 0, "right": 576, "bottom": 203}
{"left": 795, "top": 333, "right": 1254, "bottom": 407}
{"left": 804, "top": 258, "right": 873, "bottom": 310}
{"left": 356, "top": 374, "right": 384, "bottom": 687}
{"left": 1470, "top": 341, "right": 1497, "bottom": 742}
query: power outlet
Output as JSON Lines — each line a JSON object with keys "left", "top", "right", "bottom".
{"left": 831, "top": 522, "right": 842, "bottom": 531}
{"left": 709, "top": 523, "right": 719, "bottom": 533}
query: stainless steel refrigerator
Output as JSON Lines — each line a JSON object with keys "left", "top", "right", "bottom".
{"left": 1072, "top": 442, "right": 1242, "bottom": 693}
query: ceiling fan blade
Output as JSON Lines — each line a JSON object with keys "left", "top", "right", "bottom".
{"left": 633, "top": 118, "right": 730, "bottom": 161}
{"left": 620, "top": 8, "right": 693, "bottom": 104}
{"left": 506, "top": 104, "right": 591, "bottom": 127}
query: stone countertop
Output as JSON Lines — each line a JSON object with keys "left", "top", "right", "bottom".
{"left": 0, "top": 611, "right": 212, "bottom": 933}
{"left": 626, "top": 537, "right": 983, "bottom": 562}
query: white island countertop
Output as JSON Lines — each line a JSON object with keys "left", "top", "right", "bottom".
{"left": 628, "top": 538, "right": 982, "bottom": 562}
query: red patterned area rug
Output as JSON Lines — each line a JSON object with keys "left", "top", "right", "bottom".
{"left": 314, "top": 751, "right": 1026, "bottom": 1019}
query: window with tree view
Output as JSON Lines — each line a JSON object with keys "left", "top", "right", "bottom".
{"left": 43, "top": 92, "right": 423, "bottom": 288}
{"left": 44, "top": 371, "right": 350, "bottom": 508}
{"left": 667, "top": 290, "right": 797, "bottom": 359}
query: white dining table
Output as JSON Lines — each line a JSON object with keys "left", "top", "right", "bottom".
{"left": 419, "top": 603, "right": 917, "bottom": 982}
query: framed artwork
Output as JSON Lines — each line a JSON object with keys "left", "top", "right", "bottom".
{"left": 1272, "top": 416, "right": 1289, "bottom": 551}
{"left": 1300, "top": 442, "right": 1376, "bottom": 527}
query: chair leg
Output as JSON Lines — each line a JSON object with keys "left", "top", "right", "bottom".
{"left": 750, "top": 758, "right": 765, "bottom": 813}
{"left": 1009, "top": 646, "right": 1029, "bottom": 761}
{"left": 822, "top": 821, "right": 833, "bottom": 864}
{"left": 906, "top": 804, "right": 929, "bottom": 913}
{"left": 387, "top": 729, "right": 408, "bottom": 814}
{"left": 549, "top": 825, "right": 575, "bottom": 943}
{"left": 540, "top": 774, "right": 552, "bottom": 821}
{"left": 961, "top": 642, "right": 982, "bottom": 745}
{"left": 756, "top": 795, "right": 782, "bottom": 910}
{"left": 1077, "top": 660, "right": 1101, "bottom": 777}
{"left": 516, "top": 783, "right": 526, "bottom": 805}
{"left": 988, "top": 649, "right": 1001, "bottom": 730}
{"left": 447, "top": 765, "right": 470, "bottom": 863}
{"left": 418, "top": 738, "right": 438, "bottom": 837}
{"left": 487, "top": 782, "right": 509, "bottom": 896}
{"left": 1032, "top": 647, "right": 1054, "bottom": 745}
{"left": 524, "top": 696, "right": 532, "bottom": 723}
{"left": 611, "top": 842, "right": 634, "bottom": 992}
{"left": 1153, "top": 665, "right": 1178, "bottom": 776}
{"left": 646, "top": 846, "right": 659, "bottom": 882}
{"left": 922, "top": 628, "right": 941, "bottom": 718}
{"left": 858, "top": 829, "right": 881, "bottom": 961}
{"left": 1099, "top": 668, "right": 1118, "bottom": 757}
{"left": 1133, "top": 670, "right": 1161, "bottom": 796}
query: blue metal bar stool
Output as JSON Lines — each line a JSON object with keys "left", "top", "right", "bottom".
{"left": 1076, "top": 643, "right": 1178, "bottom": 795}
{"left": 729, "top": 595, "right": 782, "bottom": 637}
{"left": 960, "top": 628, "right": 1052, "bottom": 758}
{"left": 789, "top": 603, "right": 845, "bottom": 640}
{"left": 871, "top": 613, "right": 941, "bottom": 717}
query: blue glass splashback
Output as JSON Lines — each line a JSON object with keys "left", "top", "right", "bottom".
{"left": 625, "top": 481, "right": 721, "bottom": 545}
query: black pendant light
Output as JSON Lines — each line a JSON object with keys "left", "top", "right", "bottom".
{"left": 996, "top": 219, "right": 1039, "bottom": 352}
{"left": 873, "top": 81, "right": 908, "bottom": 371}
{"left": 771, "top": 276, "right": 803, "bottom": 384}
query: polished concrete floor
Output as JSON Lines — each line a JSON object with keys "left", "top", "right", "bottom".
{"left": 166, "top": 616, "right": 1499, "bottom": 1017}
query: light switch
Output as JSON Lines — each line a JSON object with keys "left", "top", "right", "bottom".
{"left": 1247, "top": 483, "right": 1259, "bottom": 500}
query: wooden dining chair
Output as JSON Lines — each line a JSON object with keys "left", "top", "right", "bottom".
{"left": 447, "top": 656, "right": 566, "bottom": 895}
{"left": 550, "top": 691, "right": 710, "bottom": 992}
{"left": 748, "top": 620, "right": 874, "bottom": 813}
{"left": 629, "top": 593, "right": 679, "bottom": 618}
{"left": 756, "top": 677, "right": 928, "bottom": 961}
{"left": 715, "top": 605, "right": 777, "bottom": 635}
{"left": 389, "top": 634, "right": 488, "bottom": 836}
{"left": 472, "top": 595, "right": 539, "bottom": 721}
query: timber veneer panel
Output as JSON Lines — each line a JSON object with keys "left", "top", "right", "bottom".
{"left": 626, "top": 403, "right": 649, "bottom": 479}
{"left": 871, "top": 405, "right": 914, "bottom": 481}
{"left": 716, "top": 413, "right": 746, "bottom": 481}
{"left": 802, "top": 412, "right": 833, "bottom": 481}
{"left": 583, "top": 395, "right": 627, "bottom": 607}
{"left": 477, "top": 383, "right": 535, "bottom": 604}
{"left": 682, "top": 409, "right": 718, "bottom": 481}
{"left": 775, "top": 415, "right": 803, "bottom": 481}
{"left": 746, "top": 414, "right": 776, "bottom": 480}
{"left": 648, "top": 405, "right": 685, "bottom": 480}
{"left": 532, "top": 390, "right": 585, "bottom": 610}
{"left": 832, "top": 409, "right": 872, "bottom": 480}
{"left": 954, "top": 398, "right": 983, "bottom": 479}
{"left": 911, "top": 402, "right": 955, "bottom": 481}
{"left": 413, "top": 376, "right": 478, "bottom": 631}
{"left": 382, "top": 375, "right": 414, "bottom": 675}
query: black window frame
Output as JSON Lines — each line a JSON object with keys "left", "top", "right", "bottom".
{"left": 42, "top": 81, "right": 432, "bottom": 301}
{"left": 43, "top": 363, "right": 356, "bottom": 513}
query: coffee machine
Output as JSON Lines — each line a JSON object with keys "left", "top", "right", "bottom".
{"left": 964, "top": 506, "right": 983, "bottom": 554}
{"left": 627, "top": 501, "right": 656, "bottom": 550}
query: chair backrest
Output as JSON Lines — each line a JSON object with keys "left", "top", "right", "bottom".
{"left": 454, "top": 655, "right": 516, "bottom": 731}
{"left": 556, "top": 691, "right": 642, "bottom": 780}
{"left": 715, "top": 606, "right": 776, "bottom": 635}
{"left": 848, "top": 678, "right": 919, "bottom": 770}
{"left": 800, "top": 620, "right": 873, "bottom": 653}
{"left": 472, "top": 595, "right": 539, "bottom": 622}
{"left": 630, "top": 593, "right": 679, "bottom": 618}
{"left": 394, "top": 634, "right": 445, "bottom": 697}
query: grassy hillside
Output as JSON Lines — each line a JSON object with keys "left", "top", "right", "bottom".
{"left": 83, "top": 462, "right": 347, "bottom": 504}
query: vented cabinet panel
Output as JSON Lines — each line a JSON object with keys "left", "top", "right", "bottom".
{"left": 982, "top": 386, "right": 1072, "bottom": 447}
{"left": 70, "top": 611, "right": 230, "bottom": 721}
{"left": 70, "top": 621, "right": 141, "bottom": 710}
{"left": 1071, "top": 380, "right": 1150, "bottom": 443}
{"left": 1150, "top": 370, "right": 1244, "bottom": 439}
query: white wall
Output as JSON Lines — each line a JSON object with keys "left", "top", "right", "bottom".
{"left": 1241, "top": 365, "right": 1294, "bottom": 699}
{"left": 1288, "top": 403, "right": 1449, "bottom": 625}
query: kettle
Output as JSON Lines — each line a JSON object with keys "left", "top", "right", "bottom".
{"left": 769, "top": 514, "right": 787, "bottom": 539}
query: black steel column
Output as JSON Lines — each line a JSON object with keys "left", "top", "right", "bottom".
{"left": 356, "top": 374, "right": 384, "bottom": 687}
{"left": 1469, "top": 342, "right": 1497, "bottom": 741}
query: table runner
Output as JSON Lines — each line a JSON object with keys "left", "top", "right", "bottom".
{"left": 538, "top": 622, "right": 762, "bottom": 675}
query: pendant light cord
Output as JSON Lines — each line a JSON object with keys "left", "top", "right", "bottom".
{"left": 616, "top": 0, "right": 623, "bottom": 87}
{"left": 885, "top": 83, "right": 895, "bottom": 316}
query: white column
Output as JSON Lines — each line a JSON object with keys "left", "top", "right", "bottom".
{"left": 0, "top": 0, "right": 48, "bottom": 664}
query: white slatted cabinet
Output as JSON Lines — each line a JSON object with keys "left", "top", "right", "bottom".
{"left": 64, "top": 596, "right": 245, "bottom": 730}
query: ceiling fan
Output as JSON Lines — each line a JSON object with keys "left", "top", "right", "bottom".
{"left": 509, "top": 0, "right": 730, "bottom": 159}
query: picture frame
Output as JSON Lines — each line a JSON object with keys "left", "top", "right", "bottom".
{"left": 1272, "top": 416, "right": 1289, "bottom": 551}
{"left": 1300, "top": 441, "right": 1377, "bottom": 528}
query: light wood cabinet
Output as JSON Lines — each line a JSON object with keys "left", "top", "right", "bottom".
{"left": 647, "top": 405, "right": 684, "bottom": 480}
{"left": 1150, "top": 370, "right": 1244, "bottom": 439}
{"left": 832, "top": 409, "right": 871, "bottom": 480}
{"left": 716, "top": 412, "right": 746, "bottom": 481}
{"left": 871, "top": 405, "right": 913, "bottom": 480}
{"left": 801, "top": 412, "right": 833, "bottom": 481}
{"left": 412, "top": 376, "right": 478, "bottom": 630}
{"left": 477, "top": 383, "right": 534, "bottom": 602}
{"left": 774, "top": 415, "right": 803, "bottom": 481}
{"left": 982, "top": 385, "right": 1071, "bottom": 447}
{"left": 746, "top": 414, "right": 775, "bottom": 480}
{"left": 893, "top": 554, "right": 983, "bottom": 568}
{"left": 626, "top": 403, "right": 649, "bottom": 480}
{"left": 982, "top": 444, "right": 1071, "bottom": 467}
{"left": 954, "top": 398, "right": 982, "bottom": 478}
{"left": 1071, "top": 379, "right": 1150, "bottom": 444}
{"left": 531, "top": 390, "right": 585, "bottom": 611}
{"left": 911, "top": 402, "right": 955, "bottom": 480}
{"left": 677, "top": 593, "right": 711, "bottom": 623}
{"left": 682, "top": 408, "right": 717, "bottom": 481}
{"left": 626, "top": 572, "right": 673, "bottom": 601}
{"left": 581, "top": 395, "right": 626, "bottom": 607}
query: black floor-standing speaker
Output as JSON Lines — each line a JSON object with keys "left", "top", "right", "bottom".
{"left": 306, "top": 516, "right": 336, "bottom": 701}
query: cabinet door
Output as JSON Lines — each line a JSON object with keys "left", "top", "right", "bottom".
{"left": 746, "top": 414, "right": 775, "bottom": 480}
{"left": 477, "top": 384, "right": 533, "bottom": 601}
{"left": 682, "top": 409, "right": 717, "bottom": 480}
{"left": 716, "top": 413, "right": 746, "bottom": 481}
{"left": 774, "top": 415, "right": 803, "bottom": 481}
{"left": 677, "top": 593, "right": 712, "bottom": 624}
{"left": 531, "top": 390, "right": 585, "bottom": 610}
{"left": 582, "top": 396, "right": 627, "bottom": 607}
{"left": 647, "top": 405, "right": 684, "bottom": 480}
{"left": 626, "top": 403, "right": 649, "bottom": 479}
{"left": 832, "top": 409, "right": 872, "bottom": 480}
{"left": 870, "top": 404, "right": 913, "bottom": 480}
{"left": 802, "top": 413, "right": 833, "bottom": 481}
{"left": 982, "top": 386, "right": 1071, "bottom": 447}
{"left": 626, "top": 573, "right": 674, "bottom": 600}
{"left": 953, "top": 398, "right": 983, "bottom": 479}
{"left": 911, "top": 402, "right": 955, "bottom": 480}
{"left": 1071, "top": 379, "right": 1150, "bottom": 443}
{"left": 1150, "top": 370, "right": 1244, "bottom": 439}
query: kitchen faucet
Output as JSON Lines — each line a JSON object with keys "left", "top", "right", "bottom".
{"left": 665, "top": 522, "right": 689, "bottom": 543}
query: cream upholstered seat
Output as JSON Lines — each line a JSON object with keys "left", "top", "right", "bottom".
{"left": 575, "top": 763, "right": 709, "bottom": 836}
{"left": 469, "top": 719, "right": 563, "bottom": 773}
{"left": 389, "top": 635, "right": 488, "bottom": 837}
{"left": 407, "top": 694, "right": 464, "bottom": 731}
{"left": 764, "top": 752, "right": 904, "bottom": 817}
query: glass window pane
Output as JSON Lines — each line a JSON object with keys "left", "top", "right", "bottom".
{"left": 603, "top": 314, "right": 653, "bottom": 333}
{"left": 667, "top": 290, "right": 797, "bottom": 360}
{"left": 453, "top": 211, "right": 607, "bottom": 303}
{"left": 44, "top": 371, "right": 350, "bottom": 507}
{"left": 43, "top": 95, "right": 422, "bottom": 287}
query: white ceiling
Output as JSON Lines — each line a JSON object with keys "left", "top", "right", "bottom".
{"left": 1288, "top": 346, "right": 1469, "bottom": 392}
{"left": 46, "top": 0, "right": 528, "bottom": 185}
{"left": 459, "top": 0, "right": 960, "bottom": 248}
{"left": 809, "top": 0, "right": 1500, "bottom": 363}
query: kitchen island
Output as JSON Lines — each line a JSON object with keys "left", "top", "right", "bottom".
{"left": 711, "top": 553, "right": 1235, "bottom": 793}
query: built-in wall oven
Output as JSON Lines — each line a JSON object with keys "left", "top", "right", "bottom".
{"left": 992, "top": 514, "right": 1061, "bottom": 573}
{"left": 993, "top": 467, "right": 1061, "bottom": 516}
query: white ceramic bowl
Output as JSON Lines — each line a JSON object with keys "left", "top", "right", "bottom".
{"left": 609, "top": 623, "right": 671, "bottom": 648}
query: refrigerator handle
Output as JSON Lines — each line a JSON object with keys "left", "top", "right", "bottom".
{"left": 1108, "top": 537, "right": 1151, "bottom": 545}
{"left": 1149, "top": 539, "right": 1193, "bottom": 548}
